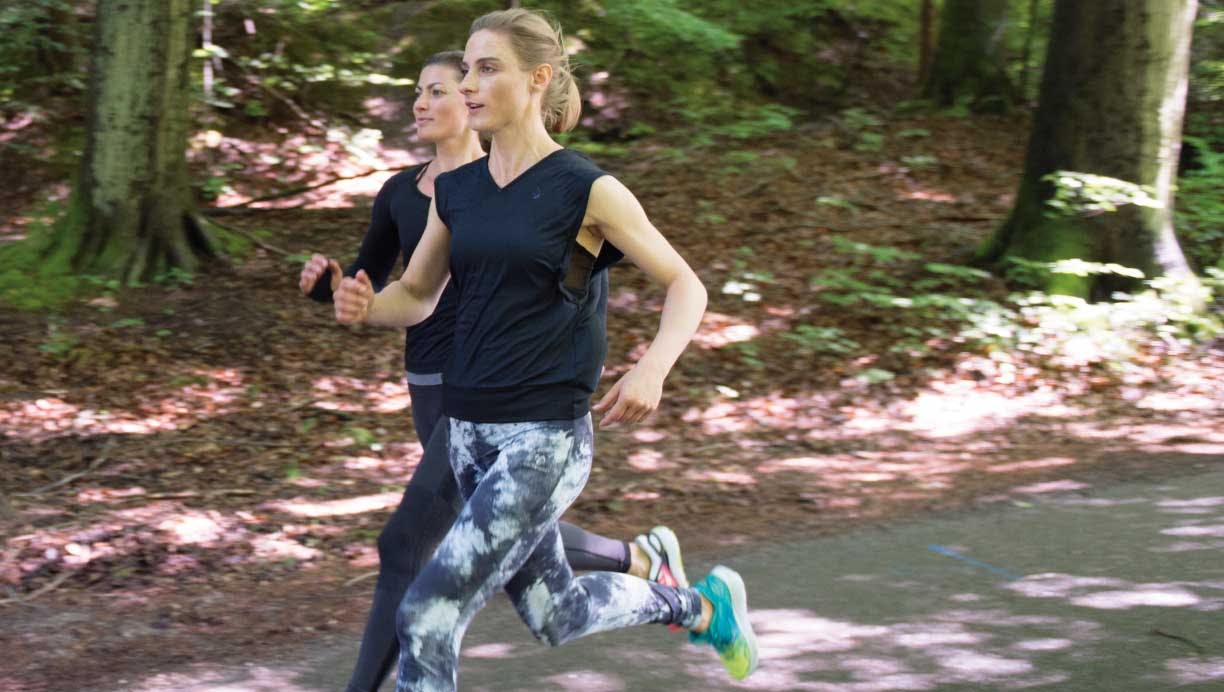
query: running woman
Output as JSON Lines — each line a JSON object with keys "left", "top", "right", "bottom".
{"left": 300, "top": 50, "right": 686, "bottom": 692}
{"left": 334, "top": 10, "right": 758, "bottom": 691}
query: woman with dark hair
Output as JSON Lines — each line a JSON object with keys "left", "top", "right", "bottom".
{"left": 335, "top": 11, "right": 759, "bottom": 691}
{"left": 301, "top": 49, "right": 687, "bottom": 692}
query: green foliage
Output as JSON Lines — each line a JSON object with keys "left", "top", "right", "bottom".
{"left": 1191, "top": 5, "right": 1224, "bottom": 109}
{"left": 814, "top": 238, "right": 1221, "bottom": 371}
{"left": 0, "top": 1, "right": 87, "bottom": 106}
{"left": 901, "top": 154, "right": 940, "bottom": 170}
{"left": 39, "top": 318, "right": 80, "bottom": 359}
{"left": 782, "top": 325, "right": 860, "bottom": 355}
{"left": 1175, "top": 137, "right": 1224, "bottom": 271}
{"left": 731, "top": 341, "right": 765, "bottom": 369}
{"left": 0, "top": 199, "right": 87, "bottom": 310}
{"left": 963, "top": 274, "right": 1222, "bottom": 368}
{"left": 830, "top": 237, "right": 921, "bottom": 263}
{"left": 810, "top": 239, "right": 999, "bottom": 355}
{"left": 198, "top": 1, "right": 410, "bottom": 118}
{"left": 1042, "top": 171, "right": 1161, "bottom": 217}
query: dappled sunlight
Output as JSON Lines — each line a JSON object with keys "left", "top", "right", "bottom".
{"left": 1155, "top": 496, "right": 1224, "bottom": 518}
{"left": 199, "top": 127, "right": 422, "bottom": 209}
{"left": 1166, "top": 657, "right": 1224, "bottom": 685}
{"left": 251, "top": 532, "right": 321, "bottom": 561}
{"left": 703, "top": 607, "right": 1084, "bottom": 691}
{"left": 899, "top": 382, "right": 1077, "bottom": 438}
{"left": 269, "top": 491, "right": 400, "bottom": 518}
{"left": 158, "top": 512, "right": 227, "bottom": 544}
{"left": 0, "top": 368, "right": 248, "bottom": 442}
{"left": 684, "top": 469, "right": 756, "bottom": 486}
{"left": 626, "top": 448, "right": 674, "bottom": 471}
{"left": 987, "top": 457, "right": 1076, "bottom": 473}
{"left": 682, "top": 393, "right": 829, "bottom": 435}
{"left": 692, "top": 311, "right": 763, "bottom": 349}
{"left": 1161, "top": 523, "right": 1224, "bottom": 537}
{"left": 1010, "top": 479, "right": 1090, "bottom": 495}
{"left": 1006, "top": 573, "right": 1222, "bottom": 611}
{"left": 540, "top": 670, "right": 626, "bottom": 692}
{"left": 757, "top": 454, "right": 972, "bottom": 495}
{"left": 900, "top": 187, "right": 957, "bottom": 203}
{"left": 125, "top": 664, "right": 326, "bottom": 692}
{"left": 310, "top": 374, "right": 410, "bottom": 413}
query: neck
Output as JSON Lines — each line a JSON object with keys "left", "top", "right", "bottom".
{"left": 488, "top": 113, "right": 560, "bottom": 180}
{"left": 432, "top": 132, "right": 484, "bottom": 173}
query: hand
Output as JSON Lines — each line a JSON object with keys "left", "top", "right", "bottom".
{"left": 299, "top": 253, "right": 343, "bottom": 295}
{"left": 335, "top": 270, "right": 374, "bottom": 324}
{"left": 592, "top": 363, "right": 665, "bottom": 428}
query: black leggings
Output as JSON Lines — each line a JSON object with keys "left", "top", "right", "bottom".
{"left": 344, "top": 382, "right": 632, "bottom": 692}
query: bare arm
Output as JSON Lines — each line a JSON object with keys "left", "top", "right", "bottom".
{"left": 585, "top": 175, "right": 708, "bottom": 425}
{"left": 335, "top": 199, "right": 452, "bottom": 328}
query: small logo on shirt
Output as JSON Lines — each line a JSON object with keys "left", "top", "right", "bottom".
{"left": 531, "top": 187, "right": 542, "bottom": 200}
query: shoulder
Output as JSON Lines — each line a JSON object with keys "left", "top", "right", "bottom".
{"left": 381, "top": 164, "right": 426, "bottom": 191}
{"left": 374, "top": 164, "right": 426, "bottom": 201}
{"left": 554, "top": 149, "right": 608, "bottom": 185}
{"left": 434, "top": 157, "right": 488, "bottom": 218}
{"left": 436, "top": 156, "right": 487, "bottom": 191}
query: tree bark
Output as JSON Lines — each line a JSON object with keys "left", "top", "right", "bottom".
{"left": 922, "top": 0, "right": 1014, "bottom": 112}
{"left": 1018, "top": 0, "right": 1041, "bottom": 103}
{"left": 918, "top": 0, "right": 937, "bottom": 88}
{"left": 980, "top": 0, "right": 1199, "bottom": 299}
{"left": 51, "top": 0, "right": 216, "bottom": 284}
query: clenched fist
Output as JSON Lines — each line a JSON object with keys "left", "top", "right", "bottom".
{"left": 335, "top": 270, "right": 375, "bottom": 324}
{"left": 299, "top": 253, "right": 343, "bottom": 295}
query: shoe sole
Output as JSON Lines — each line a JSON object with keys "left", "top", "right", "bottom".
{"left": 711, "top": 564, "right": 759, "bottom": 679}
{"left": 651, "top": 526, "right": 689, "bottom": 588}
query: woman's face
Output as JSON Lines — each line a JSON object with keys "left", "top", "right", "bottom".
{"left": 459, "top": 29, "right": 540, "bottom": 133}
{"left": 413, "top": 64, "right": 469, "bottom": 143}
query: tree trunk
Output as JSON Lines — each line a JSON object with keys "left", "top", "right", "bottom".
{"left": 980, "top": 0, "right": 1198, "bottom": 300}
{"left": 922, "top": 0, "right": 1014, "bottom": 112}
{"left": 918, "top": 0, "right": 937, "bottom": 88}
{"left": 1018, "top": 0, "right": 1041, "bottom": 103}
{"left": 51, "top": 0, "right": 216, "bottom": 284}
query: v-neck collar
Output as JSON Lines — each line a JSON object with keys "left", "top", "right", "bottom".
{"left": 483, "top": 149, "right": 565, "bottom": 191}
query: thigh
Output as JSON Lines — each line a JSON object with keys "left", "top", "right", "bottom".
{"left": 408, "top": 418, "right": 590, "bottom": 616}
{"left": 403, "top": 417, "right": 459, "bottom": 509}
{"left": 505, "top": 523, "right": 572, "bottom": 606}
{"left": 407, "top": 380, "right": 444, "bottom": 446}
{"left": 377, "top": 420, "right": 460, "bottom": 569}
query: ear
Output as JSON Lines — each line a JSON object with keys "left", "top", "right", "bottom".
{"left": 529, "top": 62, "right": 554, "bottom": 94}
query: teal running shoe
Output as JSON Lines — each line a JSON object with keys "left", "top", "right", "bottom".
{"left": 689, "top": 565, "right": 759, "bottom": 680}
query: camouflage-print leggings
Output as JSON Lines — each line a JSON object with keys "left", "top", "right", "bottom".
{"left": 394, "top": 415, "right": 704, "bottom": 692}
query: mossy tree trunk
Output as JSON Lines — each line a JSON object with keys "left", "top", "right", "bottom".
{"left": 980, "top": 0, "right": 1198, "bottom": 300}
{"left": 922, "top": 0, "right": 1014, "bottom": 112}
{"left": 53, "top": 0, "right": 216, "bottom": 284}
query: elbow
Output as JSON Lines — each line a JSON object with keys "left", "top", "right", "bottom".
{"left": 689, "top": 269, "right": 708, "bottom": 314}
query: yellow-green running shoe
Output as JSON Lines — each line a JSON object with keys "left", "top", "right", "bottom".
{"left": 689, "top": 565, "right": 759, "bottom": 680}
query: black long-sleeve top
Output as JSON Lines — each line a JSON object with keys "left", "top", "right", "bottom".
{"left": 309, "top": 164, "right": 458, "bottom": 374}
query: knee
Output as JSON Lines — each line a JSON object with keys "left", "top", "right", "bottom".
{"left": 515, "top": 595, "right": 571, "bottom": 647}
{"left": 377, "top": 492, "right": 447, "bottom": 579}
{"left": 398, "top": 589, "right": 463, "bottom": 647}
{"left": 531, "top": 620, "right": 569, "bottom": 648}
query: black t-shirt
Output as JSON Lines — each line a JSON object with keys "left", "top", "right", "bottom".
{"left": 310, "top": 164, "right": 458, "bottom": 373}
{"left": 435, "top": 149, "right": 623, "bottom": 422}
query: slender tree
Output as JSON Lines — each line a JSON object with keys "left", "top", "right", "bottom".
{"left": 918, "top": 0, "right": 937, "bottom": 87}
{"left": 980, "top": 0, "right": 1199, "bottom": 299}
{"left": 48, "top": 0, "right": 216, "bottom": 284}
{"left": 922, "top": 0, "right": 1014, "bottom": 112}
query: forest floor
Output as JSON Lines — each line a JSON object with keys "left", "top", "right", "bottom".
{"left": 2, "top": 111, "right": 1223, "bottom": 691}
